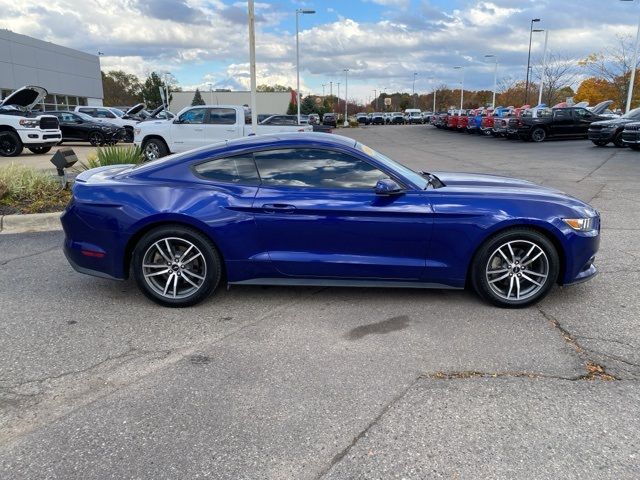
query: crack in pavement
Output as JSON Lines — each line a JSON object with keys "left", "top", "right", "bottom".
{"left": 578, "top": 151, "right": 619, "bottom": 183}
{"left": 0, "top": 246, "right": 59, "bottom": 266}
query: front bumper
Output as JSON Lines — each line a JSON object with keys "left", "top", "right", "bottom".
{"left": 17, "top": 129, "right": 61, "bottom": 145}
{"left": 588, "top": 129, "right": 616, "bottom": 142}
{"left": 622, "top": 131, "right": 640, "bottom": 144}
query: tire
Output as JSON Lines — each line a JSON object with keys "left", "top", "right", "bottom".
{"left": 132, "top": 225, "right": 222, "bottom": 307}
{"left": 88, "top": 131, "right": 105, "bottom": 147}
{"left": 28, "top": 146, "right": 52, "bottom": 154}
{"left": 629, "top": 144, "right": 640, "bottom": 151}
{"left": 123, "top": 128, "right": 134, "bottom": 143}
{"left": 471, "top": 228, "right": 559, "bottom": 308}
{"left": 530, "top": 127, "right": 547, "bottom": 143}
{"left": 591, "top": 140, "right": 609, "bottom": 147}
{"left": 0, "top": 130, "right": 23, "bottom": 157}
{"left": 613, "top": 132, "right": 625, "bottom": 148}
{"left": 142, "top": 138, "right": 169, "bottom": 161}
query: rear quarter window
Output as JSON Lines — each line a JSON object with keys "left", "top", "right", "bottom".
{"left": 193, "top": 154, "right": 260, "bottom": 185}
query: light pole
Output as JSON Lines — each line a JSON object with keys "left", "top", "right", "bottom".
{"left": 412, "top": 72, "right": 418, "bottom": 107}
{"left": 296, "top": 8, "right": 315, "bottom": 124}
{"left": 621, "top": 0, "right": 640, "bottom": 113}
{"left": 373, "top": 89, "right": 377, "bottom": 110}
{"left": 538, "top": 30, "right": 550, "bottom": 106}
{"left": 429, "top": 78, "right": 437, "bottom": 112}
{"left": 344, "top": 68, "right": 349, "bottom": 126}
{"left": 525, "top": 18, "right": 542, "bottom": 105}
{"left": 248, "top": 0, "right": 257, "bottom": 133}
{"left": 207, "top": 82, "right": 213, "bottom": 104}
{"left": 329, "top": 81, "right": 333, "bottom": 111}
{"left": 454, "top": 66, "right": 464, "bottom": 110}
{"left": 484, "top": 55, "right": 498, "bottom": 108}
{"left": 336, "top": 82, "right": 340, "bottom": 113}
{"left": 322, "top": 83, "right": 326, "bottom": 97}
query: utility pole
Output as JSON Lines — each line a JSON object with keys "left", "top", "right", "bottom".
{"left": 412, "top": 72, "right": 418, "bottom": 107}
{"left": 525, "top": 18, "right": 542, "bottom": 105}
{"left": 248, "top": 0, "right": 257, "bottom": 133}
{"left": 344, "top": 68, "right": 349, "bottom": 127}
{"left": 373, "top": 89, "right": 377, "bottom": 110}
{"left": 538, "top": 30, "right": 550, "bottom": 106}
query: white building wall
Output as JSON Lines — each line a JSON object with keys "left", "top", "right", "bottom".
{"left": 169, "top": 91, "right": 292, "bottom": 115}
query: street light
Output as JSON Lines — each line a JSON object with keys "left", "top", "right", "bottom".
{"left": 538, "top": 30, "right": 550, "bottom": 106}
{"left": 525, "top": 18, "right": 542, "bottom": 105}
{"left": 344, "top": 68, "right": 349, "bottom": 126}
{"left": 429, "top": 77, "right": 437, "bottom": 112}
{"left": 412, "top": 72, "right": 418, "bottom": 107}
{"left": 373, "top": 89, "right": 377, "bottom": 110}
{"left": 454, "top": 66, "right": 464, "bottom": 110}
{"left": 296, "top": 8, "right": 315, "bottom": 124}
{"left": 322, "top": 83, "right": 326, "bottom": 97}
{"left": 484, "top": 54, "right": 498, "bottom": 109}
{"left": 621, "top": 0, "right": 640, "bottom": 113}
{"left": 206, "top": 82, "right": 213, "bottom": 104}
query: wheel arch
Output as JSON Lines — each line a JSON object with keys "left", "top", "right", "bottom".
{"left": 0, "top": 125, "right": 19, "bottom": 134}
{"left": 141, "top": 134, "right": 170, "bottom": 150}
{"left": 123, "top": 216, "right": 226, "bottom": 281}
{"left": 465, "top": 221, "right": 566, "bottom": 288}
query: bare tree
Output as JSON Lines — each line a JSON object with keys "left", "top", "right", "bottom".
{"left": 533, "top": 52, "right": 580, "bottom": 105}
{"left": 579, "top": 34, "right": 640, "bottom": 108}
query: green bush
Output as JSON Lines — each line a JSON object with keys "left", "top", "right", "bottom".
{"left": 0, "top": 164, "right": 70, "bottom": 214}
{"left": 78, "top": 145, "right": 144, "bottom": 170}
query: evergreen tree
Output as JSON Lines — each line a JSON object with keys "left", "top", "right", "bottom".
{"left": 191, "top": 88, "right": 205, "bottom": 106}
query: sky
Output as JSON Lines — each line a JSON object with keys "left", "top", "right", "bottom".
{"left": 1, "top": 0, "right": 639, "bottom": 104}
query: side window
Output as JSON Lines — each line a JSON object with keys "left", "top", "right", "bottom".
{"left": 180, "top": 108, "right": 207, "bottom": 124}
{"left": 574, "top": 108, "right": 592, "bottom": 119}
{"left": 78, "top": 108, "right": 95, "bottom": 116}
{"left": 208, "top": 108, "right": 237, "bottom": 125}
{"left": 554, "top": 110, "right": 568, "bottom": 119}
{"left": 193, "top": 154, "right": 259, "bottom": 185}
{"left": 62, "top": 113, "right": 76, "bottom": 122}
{"left": 95, "top": 109, "right": 116, "bottom": 119}
{"left": 254, "top": 148, "right": 388, "bottom": 189}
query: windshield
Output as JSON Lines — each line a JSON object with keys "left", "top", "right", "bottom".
{"left": 622, "top": 107, "right": 640, "bottom": 119}
{"left": 356, "top": 142, "right": 428, "bottom": 190}
{"left": 76, "top": 112, "right": 96, "bottom": 121}
{"left": 109, "top": 108, "right": 125, "bottom": 117}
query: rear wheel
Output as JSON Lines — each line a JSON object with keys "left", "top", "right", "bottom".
{"left": 471, "top": 228, "right": 559, "bottom": 308}
{"left": 613, "top": 132, "right": 625, "bottom": 148}
{"left": 530, "top": 127, "right": 547, "bottom": 143}
{"left": 0, "top": 131, "right": 23, "bottom": 157}
{"left": 28, "top": 146, "right": 52, "bottom": 154}
{"left": 132, "top": 225, "right": 222, "bottom": 307}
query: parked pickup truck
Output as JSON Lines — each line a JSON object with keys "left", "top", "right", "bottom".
{"left": 516, "top": 102, "right": 612, "bottom": 142}
{"left": 0, "top": 86, "right": 61, "bottom": 156}
{"left": 134, "top": 105, "right": 312, "bottom": 160}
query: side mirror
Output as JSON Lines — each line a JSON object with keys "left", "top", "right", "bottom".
{"left": 374, "top": 178, "right": 403, "bottom": 196}
{"left": 173, "top": 118, "right": 182, "bottom": 124}
{"left": 75, "top": 119, "right": 83, "bottom": 124}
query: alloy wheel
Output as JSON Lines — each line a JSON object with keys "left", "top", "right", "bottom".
{"left": 141, "top": 237, "right": 207, "bottom": 300}
{"left": 144, "top": 142, "right": 160, "bottom": 160}
{"left": 485, "top": 240, "right": 549, "bottom": 301}
{"left": 0, "top": 135, "right": 18, "bottom": 156}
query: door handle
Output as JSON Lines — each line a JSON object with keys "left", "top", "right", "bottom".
{"left": 225, "top": 128, "right": 236, "bottom": 132}
{"left": 261, "top": 203, "right": 296, "bottom": 214}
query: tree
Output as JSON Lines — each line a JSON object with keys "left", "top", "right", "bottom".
{"left": 191, "top": 88, "right": 205, "bottom": 106}
{"left": 579, "top": 34, "right": 640, "bottom": 109}
{"left": 101, "top": 70, "right": 141, "bottom": 106}
{"left": 257, "top": 84, "right": 292, "bottom": 92}
{"left": 532, "top": 52, "right": 579, "bottom": 106}
{"left": 286, "top": 101, "right": 296, "bottom": 114}
{"left": 575, "top": 77, "right": 619, "bottom": 106}
{"left": 139, "top": 72, "right": 180, "bottom": 109}
{"left": 496, "top": 78, "right": 538, "bottom": 107}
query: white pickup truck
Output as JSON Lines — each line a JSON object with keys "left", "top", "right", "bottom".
{"left": 0, "top": 86, "right": 62, "bottom": 156}
{"left": 134, "top": 105, "right": 312, "bottom": 160}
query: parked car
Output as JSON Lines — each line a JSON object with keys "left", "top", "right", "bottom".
{"left": 0, "top": 85, "right": 61, "bottom": 156}
{"left": 466, "top": 109, "right": 483, "bottom": 134}
{"left": 308, "top": 113, "right": 320, "bottom": 125}
{"left": 322, "top": 112, "right": 338, "bottom": 127}
{"left": 517, "top": 102, "right": 612, "bottom": 142}
{"left": 588, "top": 107, "right": 640, "bottom": 147}
{"left": 390, "top": 112, "right": 406, "bottom": 125}
{"left": 134, "top": 105, "right": 312, "bottom": 160}
{"left": 405, "top": 109, "right": 423, "bottom": 124}
{"left": 447, "top": 110, "right": 462, "bottom": 129}
{"left": 356, "top": 112, "right": 370, "bottom": 125}
{"left": 74, "top": 104, "right": 143, "bottom": 142}
{"left": 49, "top": 111, "right": 125, "bottom": 146}
{"left": 621, "top": 121, "right": 640, "bottom": 150}
{"left": 457, "top": 111, "right": 472, "bottom": 131}
{"left": 370, "top": 112, "right": 385, "bottom": 125}
{"left": 383, "top": 113, "right": 392, "bottom": 124}
{"left": 62, "top": 132, "right": 600, "bottom": 309}
{"left": 260, "top": 114, "right": 308, "bottom": 125}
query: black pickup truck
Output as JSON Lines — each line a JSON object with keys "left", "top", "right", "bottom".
{"left": 516, "top": 101, "right": 613, "bottom": 142}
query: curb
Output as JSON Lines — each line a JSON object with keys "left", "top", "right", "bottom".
{"left": 0, "top": 211, "right": 63, "bottom": 235}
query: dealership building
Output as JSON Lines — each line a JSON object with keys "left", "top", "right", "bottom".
{"left": 169, "top": 90, "right": 292, "bottom": 115}
{"left": 0, "top": 29, "right": 103, "bottom": 110}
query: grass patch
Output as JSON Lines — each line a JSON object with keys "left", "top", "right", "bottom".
{"left": 77, "top": 145, "right": 144, "bottom": 170}
{"left": 0, "top": 164, "right": 71, "bottom": 215}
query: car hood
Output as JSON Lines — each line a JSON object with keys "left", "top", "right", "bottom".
{"left": 0, "top": 86, "right": 48, "bottom": 109}
{"left": 591, "top": 117, "right": 637, "bottom": 127}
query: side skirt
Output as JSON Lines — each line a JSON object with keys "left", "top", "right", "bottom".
{"left": 229, "top": 278, "right": 461, "bottom": 289}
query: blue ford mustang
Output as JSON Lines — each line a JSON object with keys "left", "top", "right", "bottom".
{"left": 61, "top": 132, "right": 600, "bottom": 308}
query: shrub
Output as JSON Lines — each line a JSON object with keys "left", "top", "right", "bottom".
{"left": 0, "top": 164, "right": 70, "bottom": 214}
{"left": 78, "top": 145, "right": 144, "bottom": 170}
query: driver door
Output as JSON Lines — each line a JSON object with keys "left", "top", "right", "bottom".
{"left": 169, "top": 107, "right": 207, "bottom": 153}
{"left": 251, "top": 147, "right": 432, "bottom": 280}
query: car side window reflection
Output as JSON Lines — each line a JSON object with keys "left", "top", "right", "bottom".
{"left": 254, "top": 148, "right": 388, "bottom": 189}
{"left": 194, "top": 154, "right": 260, "bottom": 185}
{"left": 208, "top": 108, "right": 236, "bottom": 125}
{"left": 180, "top": 108, "right": 207, "bottom": 124}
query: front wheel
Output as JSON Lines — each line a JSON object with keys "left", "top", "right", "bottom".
{"left": 0, "top": 131, "right": 23, "bottom": 157}
{"left": 471, "top": 228, "right": 559, "bottom": 308}
{"left": 530, "top": 127, "right": 547, "bottom": 143}
{"left": 28, "top": 146, "right": 52, "bottom": 154}
{"left": 629, "top": 144, "right": 640, "bottom": 151}
{"left": 613, "top": 132, "right": 625, "bottom": 148}
{"left": 132, "top": 225, "right": 222, "bottom": 307}
{"left": 88, "top": 131, "right": 105, "bottom": 146}
{"left": 142, "top": 138, "right": 169, "bottom": 161}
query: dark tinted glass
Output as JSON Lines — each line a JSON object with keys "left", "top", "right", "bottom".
{"left": 194, "top": 154, "right": 259, "bottom": 185}
{"left": 254, "top": 148, "right": 386, "bottom": 189}
{"left": 208, "top": 108, "right": 236, "bottom": 125}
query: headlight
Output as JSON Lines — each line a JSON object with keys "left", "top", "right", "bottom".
{"left": 19, "top": 119, "right": 39, "bottom": 128}
{"left": 563, "top": 217, "right": 596, "bottom": 232}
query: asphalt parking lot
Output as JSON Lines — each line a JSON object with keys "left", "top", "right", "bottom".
{"left": 1, "top": 125, "right": 639, "bottom": 479}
